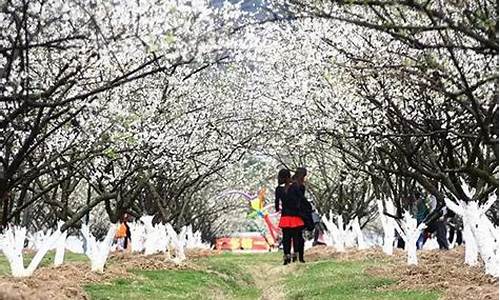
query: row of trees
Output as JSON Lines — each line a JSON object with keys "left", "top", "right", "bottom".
{"left": 0, "top": 0, "right": 270, "bottom": 239}
{"left": 228, "top": 0, "right": 498, "bottom": 227}
{"left": 0, "top": 0, "right": 497, "bottom": 244}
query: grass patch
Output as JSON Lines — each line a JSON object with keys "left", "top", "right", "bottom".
{"left": 284, "top": 260, "right": 440, "bottom": 300}
{"left": 86, "top": 253, "right": 265, "bottom": 300}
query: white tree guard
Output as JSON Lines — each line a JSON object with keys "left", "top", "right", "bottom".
{"left": 445, "top": 194, "right": 498, "bottom": 277}
{"left": 344, "top": 229, "right": 357, "bottom": 248}
{"left": 183, "top": 226, "right": 209, "bottom": 249}
{"left": 166, "top": 224, "right": 187, "bottom": 262}
{"left": 54, "top": 222, "right": 67, "bottom": 267}
{"left": 394, "top": 211, "right": 426, "bottom": 265}
{"left": 462, "top": 223, "right": 479, "bottom": 266}
{"left": 377, "top": 200, "right": 396, "bottom": 255}
{"left": 28, "top": 229, "right": 55, "bottom": 251}
{"left": 155, "top": 223, "right": 169, "bottom": 254}
{"left": 321, "top": 212, "right": 342, "bottom": 251}
{"left": 336, "top": 214, "right": 348, "bottom": 251}
{"left": 129, "top": 222, "right": 146, "bottom": 252}
{"left": 66, "top": 236, "right": 85, "bottom": 254}
{"left": 187, "top": 229, "right": 208, "bottom": 249}
{"left": 141, "top": 216, "right": 159, "bottom": 256}
{"left": 0, "top": 226, "right": 62, "bottom": 277}
{"left": 350, "top": 216, "right": 368, "bottom": 250}
{"left": 81, "top": 224, "right": 117, "bottom": 273}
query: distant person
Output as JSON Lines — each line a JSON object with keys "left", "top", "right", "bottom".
{"left": 115, "top": 214, "right": 131, "bottom": 252}
{"left": 277, "top": 169, "right": 303, "bottom": 265}
{"left": 310, "top": 204, "right": 326, "bottom": 246}
{"left": 289, "top": 167, "right": 313, "bottom": 263}
{"left": 414, "top": 191, "right": 449, "bottom": 250}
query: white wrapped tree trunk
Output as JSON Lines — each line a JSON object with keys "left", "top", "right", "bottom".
{"left": 377, "top": 200, "right": 396, "bottom": 255}
{"left": 66, "top": 236, "right": 85, "bottom": 254}
{"left": 28, "top": 229, "right": 54, "bottom": 251}
{"left": 129, "top": 222, "right": 145, "bottom": 253}
{"left": 54, "top": 222, "right": 67, "bottom": 267}
{"left": 1, "top": 226, "right": 62, "bottom": 277}
{"left": 166, "top": 224, "right": 186, "bottom": 262}
{"left": 141, "top": 216, "right": 158, "bottom": 255}
{"left": 81, "top": 224, "right": 117, "bottom": 273}
{"left": 321, "top": 211, "right": 343, "bottom": 251}
{"left": 336, "top": 214, "right": 347, "bottom": 251}
{"left": 462, "top": 222, "right": 479, "bottom": 266}
{"left": 155, "top": 223, "right": 168, "bottom": 253}
{"left": 350, "top": 217, "right": 367, "bottom": 250}
{"left": 0, "top": 226, "right": 29, "bottom": 277}
{"left": 395, "top": 211, "right": 426, "bottom": 265}
{"left": 445, "top": 195, "right": 498, "bottom": 277}
{"left": 186, "top": 225, "right": 196, "bottom": 249}
{"left": 320, "top": 214, "right": 335, "bottom": 247}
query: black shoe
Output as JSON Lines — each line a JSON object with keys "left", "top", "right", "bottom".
{"left": 299, "top": 259, "right": 306, "bottom": 263}
{"left": 292, "top": 254, "right": 297, "bottom": 262}
{"left": 283, "top": 255, "right": 291, "bottom": 265}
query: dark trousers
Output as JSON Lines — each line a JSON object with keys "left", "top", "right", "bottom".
{"left": 283, "top": 227, "right": 303, "bottom": 259}
{"left": 448, "top": 226, "right": 463, "bottom": 245}
{"left": 426, "top": 220, "right": 449, "bottom": 250}
{"left": 435, "top": 220, "right": 449, "bottom": 250}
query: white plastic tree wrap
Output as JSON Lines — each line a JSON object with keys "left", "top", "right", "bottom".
{"left": 142, "top": 217, "right": 155, "bottom": 255}
{"left": 350, "top": 216, "right": 368, "bottom": 250}
{"left": 394, "top": 211, "right": 426, "bottom": 265}
{"left": 445, "top": 195, "right": 498, "bottom": 277}
{"left": 54, "top": 222, "right": 68, "bottom": 267}
{"left": 462, "top": 222, "right": 479, "bottom": 266}
{"left": 0, "top": 226, "right": 62, "bottom": 277}
{"left": 377, "top": 200, "right": 396, "bottom": 255}
{"left": 81, "top": 224, "right": 117, "bottom": 273}
{"left": 336, "top": 214, "right": 348, "bottom": 251}
{"left": 129, "top": 222, "right": 146, "bottom": 253}
{"left": 166, "top": 224, "right": 187, "bottom": 262}
{"left": 321, "top": 211, "right": 342, "bottom": 250}
{"left": 28, "top": 229, "right": 54, "bottom": 251}
{"left": 66, "top": 236, "right": 85, "bottom": 254}
{"left": 141, "top": 216, "right": 168, "bottom": 255}
{"left": 155, "top": 223, "right": 169, "bottom": 254}
{"left": 186, "top": 225, "right": 196, "bottom": 249}
{"left": 0, "top": 226, "right": 27, "bottom": 277}
{"left": 320, "top": 214, "right": 334, "bottom": 247}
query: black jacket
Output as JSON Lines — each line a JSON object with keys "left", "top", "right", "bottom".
{"left": 275, "top": 185, "right": 284, "bottom": 212}
{"left": 278, "top": 184, "right": 300, "bottom": 217}
{"left": 292, "top": 182, "right": 314, "bottom": 230}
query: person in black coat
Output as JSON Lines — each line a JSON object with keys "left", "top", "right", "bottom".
{"left": 276, "top": 168, "right": 305, "bottom": 265}
{"left": 290, "top": 167, "right": 312, "bottom": 263}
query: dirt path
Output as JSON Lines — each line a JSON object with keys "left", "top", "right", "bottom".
{"left": 245, "top": 260, "right": 298, "bottom": 300}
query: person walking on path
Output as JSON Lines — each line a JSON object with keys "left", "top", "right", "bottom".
{"left": 115, "top": 214, "right": 132, "bottom": 252}
{"left": 276, "top": 169, "right": 304, "bottom": 265}
{"left": 291, "top": 167, "right": 313, "bottom": 263}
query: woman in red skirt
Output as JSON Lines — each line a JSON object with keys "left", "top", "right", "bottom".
{"left": 276, "top": 169, "right": 304, "bottom": 265}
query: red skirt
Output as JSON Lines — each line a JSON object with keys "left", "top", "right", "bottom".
{"left": 279, "top": 216, "right": 304, "bottom": 228}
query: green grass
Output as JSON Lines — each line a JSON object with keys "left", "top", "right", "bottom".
{"left": 284, "top": 260, "right": 440, "bottom": 300}
{"left": 0, "top": 251, "right": 442, "bottom": 300}
{"left": 85, "top": 253, "right": 263, "bottom": 300}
